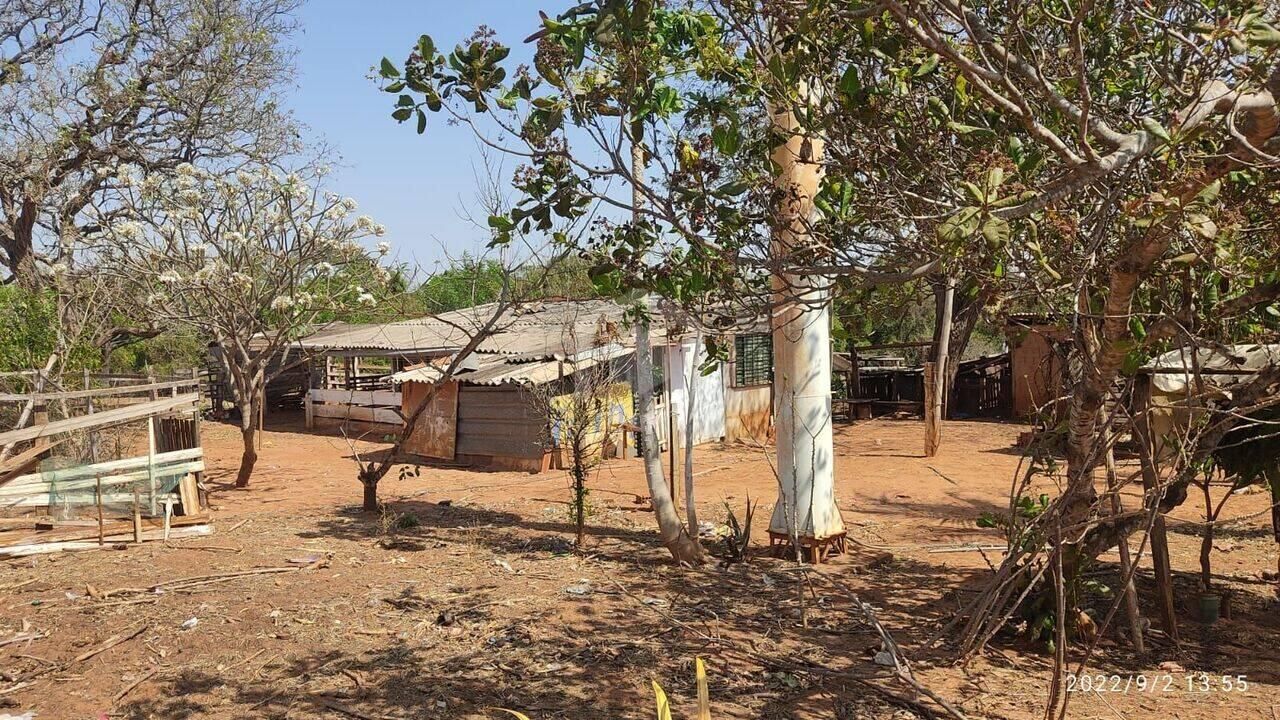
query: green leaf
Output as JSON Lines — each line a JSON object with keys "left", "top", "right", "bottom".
{"left": 1196, "top": 179, "right": 1221, "bottom": 204}
{"left": 1140, "top": 116, "right": 1171, "bottom": 143}
{"left": 416, "top": 109, "right": 427, "bottom": 134}
{"left": 712, "top": 124, "right": 741, "bottom": 155}
{"left": 938, "top": 206, "right": 981, "bottom": 243}
{"left": 838, "top": 64, "right": 861, "bottom": 98}
{"left": 947, "top": 121, "right": 995, "bottom": 138}
{"left": 914, "top": 53, "right": 940, "bottom": 77}
{"left": 379, "top": 57, "right": 400, "bottom": 79}
{"left": 391, "top": 107, "right": 413, "bottom": 122}
{"left": 985, "top": 166, "right": 1005, "bottom": 194}
{"left": 417, "top": 35, "right": 436, "bottom": 59}
{"left": 981, "top": 216, "right": 1010, "bottom": 249}
{"left": 1128, "top": 316, "right": 1146, "bottom": 341}
{"left": 488, "top": 215, "right": 514, "bottom": 231}
{"left": 1246, "top": 20, "right": 1280, "bottom": 46}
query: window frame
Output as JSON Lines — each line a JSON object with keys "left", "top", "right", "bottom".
{"left": 732, "top": 333, "right": 773, "bottom": 388}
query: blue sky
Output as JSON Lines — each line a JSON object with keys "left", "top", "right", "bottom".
{"left": 285, "top": 1, "right": 541, "bottom": 273}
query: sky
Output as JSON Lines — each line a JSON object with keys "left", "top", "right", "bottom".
{"left": 284, "top": 0, "right": 542, "bottom": 274}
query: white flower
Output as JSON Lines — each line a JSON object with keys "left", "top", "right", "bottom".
{"left": 373, "top": 224, "right": 386, "bottom": 237}
{"left": 158, "top": 269, "right": 183, "bottom": 284}
{"left": 116, "top": 221, "right": 144, "bottom": 240}
{"left": 315, "top": 262, "right": 334, "bottom": 275}
{"left": 355, "top": 215, "right": 375, "bottom": 230}
{"left": 222, "top": 231, "right": 245, "bottom": 245}
{"left": 376, "top": 241, "right": 391, "bottom": 255}
{"left": 324, "top": 205, "right": 348, "bottom": 221}
{"left": 317, "top": 165, "right": 332, "bottom": 177}
{"left": 341, "top": 197, "right": 358, "bottom": 212}
{"left": 176, "top": 162, "right": 196, "bottom": 177}
{"left": 116, "top": 165, "right": 137, "bottom": 187}
{"left": 357, "top": 292, "right": 376, "bottom": 306}
{"left": 235, "top": 171, "right": 254, "bottom": 186}
{"left": 270, "top": 295, "right": 296, "bottom": 311}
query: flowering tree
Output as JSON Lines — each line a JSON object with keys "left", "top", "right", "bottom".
{"left": 85, "top": 162, "right": 389, "bottom": 486}
{"left": 0, "top": 0, "right": 299, "bottom": 290}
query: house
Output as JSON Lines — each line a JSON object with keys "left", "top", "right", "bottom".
{"left": 295, "top": 299, "right": 779, "bottom": 472}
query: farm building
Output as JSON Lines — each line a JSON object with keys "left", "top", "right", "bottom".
{"left": 1004, "top": 314, "right": 1070, "bottom": 418}
{"left": 294, "top": 299, "right": 779, "bottom": 472}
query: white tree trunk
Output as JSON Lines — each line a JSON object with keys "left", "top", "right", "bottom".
{"left": 766, "top": 86, "right": 844, "bottom": 545}
{"left": 683, "top": 329, "right": 702, "bottom": 534}
{"left": 636, "top": 319, "right": 704, "bottom": 563}
{"left": 631, "top": 119, "right": 703, "bottom": 564}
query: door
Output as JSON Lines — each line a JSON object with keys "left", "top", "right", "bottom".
{"left": 401, "top": 380, "right": 459, "bottom": 460}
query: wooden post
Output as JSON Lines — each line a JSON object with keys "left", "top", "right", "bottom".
{"left": 1106, "top": 446, "right": 1146, "bottom": 653}
{"left": 96, "top": 474, "right": 105, "bottom": 547}
{"left": 132, "top": 487, "right": 143, "bottom": 544}
{"left": 926, "top": 277, "right": 955, "bottom": 457}
{"left": 1134, "top": 377, "right": 1180, "bottom": 644}
{"left": 924, "top": 361, "right": 940, "bottom": 457}
{"left": 85, "top": 368, "right": 99, "bottom": 463}
{"left": 146, "top": 415, "right": 158, "bottom": 516}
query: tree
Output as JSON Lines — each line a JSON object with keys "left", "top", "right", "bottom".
{"left": 764, "top": 0, "right": 1280, "bottom": 678}
{"left": 83, "top": 162, "right": 389, "bottom": 487}
{"left": 531, "top": 358, "right": 626, "bottom": 548}
{"left": 0, "top": 0, "right": 299, "bottom": 289}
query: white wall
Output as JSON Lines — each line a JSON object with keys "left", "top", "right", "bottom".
{"left": 665, "top": 338, "right": 726, "bottom": 446}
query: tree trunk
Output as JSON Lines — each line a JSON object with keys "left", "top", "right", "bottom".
{"left": 236, "top": 422, "right": 257, "bottom": 488}
{"left": 573, "top": 457, "right": 587, "bottom": 548}
{"left": 8, "top": 237, "right": 41, "bottom": 291}
{"left": 683, "top": 329, "right": 702, "bottom": 534}
{"left": 926, "top": 277, "right": 954, "bottom": 457}
{"left": 631, "top": 119, "right": 703, "bottom": 565}
{"left": 636, "top": 318, "right": 705, "bottom": 564}
{"left": 765, "top": 81, "right": 844, "bottom": 549}
{"left": 361, "top": 472, "right": 379, "bottom": 512}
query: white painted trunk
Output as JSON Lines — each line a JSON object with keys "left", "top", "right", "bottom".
{"left": 766, "top": 85, "right": 844, "bottom": 543}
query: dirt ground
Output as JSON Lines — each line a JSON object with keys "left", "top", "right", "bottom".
{"left": 2, "top": 412, "right": 1277, "bottom": 719}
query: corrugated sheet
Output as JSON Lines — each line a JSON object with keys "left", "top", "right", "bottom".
{"left": 297, "top": 299, "right": 642, "bottom": 356}
{"left": 389, "top": 342, "right": 631, "bottom": 387}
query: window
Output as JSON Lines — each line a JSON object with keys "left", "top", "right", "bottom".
{"left": 734, "top": 333, "right": 773, "bottom": 387}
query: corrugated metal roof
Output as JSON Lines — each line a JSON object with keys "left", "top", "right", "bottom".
{"left": 298, "top": 299, "right": 644, "bottom": 358}
{"left": 390, "top": 342, "right": 632, "bottom": 387}
{"left": 1145, "top": 344, "right": 1280, "bottom": 393}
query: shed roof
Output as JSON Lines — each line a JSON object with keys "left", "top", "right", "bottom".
{"left": 1144, "top": 344, "right": 1280, "bottom": 393}
{"left": 297, "top": 299, "right": 640, "bottom": 359}
{"left": 391, "top": 342, "right": 632, "bottom": 387}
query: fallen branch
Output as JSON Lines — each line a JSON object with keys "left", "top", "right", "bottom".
{"left": 112, "top": 666, "right": 159, "bottom": 704}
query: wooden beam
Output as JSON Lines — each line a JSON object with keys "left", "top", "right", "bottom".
{"left": 0, "top": 394, "right": 198, "bottom": 447}
{"left": 0, "top": 379, "right": 199, "bottom": 403}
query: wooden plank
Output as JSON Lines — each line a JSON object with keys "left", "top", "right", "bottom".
{"left": 0, "top": 437, "right": 67, "bottom": 482}
{"left": 0, "top": 394, "right": 198, "bottom": 446}
{"left": 308, "top": 388, "right": 401, "bottom": 407}
{"left": 0, "top": 379, "right": 199, "bottom": 403}
{"left": 2, "top": 448, "right": 202, "bottom": 488}
{"left": 0, "top": 524, "right": 211, "bottom": 557}
{"left": 310, "top": 403, "right": 402, "bottom": 425}
{"left": 0, "top": 460, "right": 205, "bottom": 499}
{"left": 2, "top": 491, "right": 179, "bottom": 510}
